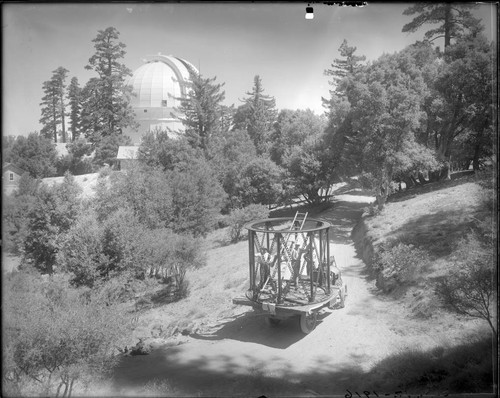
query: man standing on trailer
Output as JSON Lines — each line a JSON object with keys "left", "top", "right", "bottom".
{"left": 259, "top": 248, "right": 273, "bottom": 290}
{"left": 291, "top": 243, "right": 302, "bottom": 287}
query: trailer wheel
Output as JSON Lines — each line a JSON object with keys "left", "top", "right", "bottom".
{"left": 299, "top": 312, "right": 317, "bottom": 334}
{"left": 266, "top": 317, "right": 281, "bottom": 327}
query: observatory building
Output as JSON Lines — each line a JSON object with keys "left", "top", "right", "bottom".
{"left": 124, "top": 53, "right": 198, "bottom": 144}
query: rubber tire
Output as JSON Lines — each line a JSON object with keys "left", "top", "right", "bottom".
{"left": 299, "top": 312, "right": 317, "bottom": 334}
{"left": 266, "top": 317, "right": 281, "bottom": 327}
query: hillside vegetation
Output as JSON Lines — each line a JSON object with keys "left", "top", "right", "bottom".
{"left": 353, "top": 176, "right": 495, "bottom": 317}
{"left": 349, "top": 177, "right": 496, "bottom": 392}
{"left": 104, "top": 177, "right": 496, "bottom": 396}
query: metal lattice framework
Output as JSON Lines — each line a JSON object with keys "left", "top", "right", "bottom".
{"left": 245, "top": 216, "right": 334, "bottom": 306}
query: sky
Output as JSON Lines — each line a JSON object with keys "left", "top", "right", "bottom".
{"left": 2, "top": 2, "right": 497, "bottom": 137}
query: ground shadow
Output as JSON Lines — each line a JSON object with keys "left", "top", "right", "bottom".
{"left": 387, "top": 209, "right": 476, "bottom": 258}
{"left": 110, "top": 335, "right": 495, "bottom": 397}
{"left": 321, "top": 200, "right": 369, "bottom": 244}
{"left": 189, "top": 310, "right": 331, "bottom": 349}
{"left": 387, "top": 173, "right": 476, "bottom": 204}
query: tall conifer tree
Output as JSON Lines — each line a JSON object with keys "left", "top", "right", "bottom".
{"left": 82, "top": 27, "right": 136, "bottom": 143}
{"left": 67, "top": 77, "right": 82, "bottom": 142}
{"left": 178, "top": 70, "right": 226, "bottom": 154}
{"left": 234, "top": 75, "right": 277, "bottom": 155}
{"left": 402, "top": 3, "right": 482, "bottom": 49}
{"left": 39, "top": 67, "right": 69, "bottom": 143}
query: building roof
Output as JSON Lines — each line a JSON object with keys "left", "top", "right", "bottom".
{"left": 116, "top": 146, "right": 140, "bottom": 160}
{"left": 2, "top": 162, "right": 25, "bottom": 175}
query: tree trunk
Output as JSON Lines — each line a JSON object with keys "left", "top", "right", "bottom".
{"left": 472, "top": 143, "right": 481, "bottom": 171}
{"left": 444, "top": 4, "right": 452, "bottom": 48}
{"left": 376, "top": 167, "right": 392, "bottom": 210}
{"left": 410, "top": 175, "right": 420, "bottom": 186}
{"left": 60, "top": 91, "right": 66, "bottom": 143}
{"left": 52, "top": 95, "right": 59, "bottom": 143}
{"left": 62, "top": 379, "right": 69, "bottom": 398}
{"left": 417, "top": 172, "right": 428, "bottom": 185}
{"left": 439, "top": 162, "right": 451, "bottom": 180}
{"left": 68, "top": 379, "right": 74, "bottom": 398}
{"left": 56, "top": 381, "right": 63, "bottom": 397}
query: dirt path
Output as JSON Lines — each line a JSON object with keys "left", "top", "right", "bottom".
{"left": 105, "top": 197, "right": 484, "bottom": 397}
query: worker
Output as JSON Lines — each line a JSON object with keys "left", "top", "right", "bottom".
{"left": 259, "top": 248, "right": 272, "bottom": 289}
{"left": 291, "top": 243, "right": 301, "bottom": 286}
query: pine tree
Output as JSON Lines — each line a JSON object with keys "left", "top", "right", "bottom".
{"left": 80, "top": 78, "right": 101, "bottom": 144}
{"left": 402, "top": 3, "right": 482, "bottom": 49}
{"left": 83, "top": 27, "right": 136, "bottom": 143}
{"left": 234, "top": 75, "right": 277, "bottom": 155}
{"left": 9, "top": 133, "right": 58, "bottom": 178}
{"left": 177, "top": 70, "right": 226, "bottom": 154}
{"left": 322, "top": 40, "right": 366, "bottom": 176}
{"left": 402, "top": 4, "right": 492, "bottom": 180}
{"left": 324, "top": 39, "right": 366, "bottom": 98}
{"left": 67, "top": 77, "right": 82, "bottom": 141}
{"left": 39, "top": 67, "right": 69, "bottom": 143}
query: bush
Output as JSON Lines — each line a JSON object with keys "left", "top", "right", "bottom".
{"left": 235, "top": 157, "right": 283, "bottom": 207}
{"left": 2, "top": 175, "right": 39, "bottom": 255}
{"left": 227, "top": 204, "right": 270, "bottom": 243}
{"left": 93, "top": 164, "right": 174, "bottom": 229}
{"left": 57, "top": 210, "right": 106, "bottom": 287}
{"left": 436, "top": 233, "right": 496, "bottom": 336}
{"left": 169, "top": 158, "right": 226, "bottom": 237}
{"left": 58, "top": 207, "right": 206, "bottom": 296}
{"left": 22, "top": 173, "right": 82, "bottom": 274}
{"left": 3, "top": 271, "right": 127, "bottom": 397}
{"left": 374, "top": 242, "right": 430, "bottom": 292}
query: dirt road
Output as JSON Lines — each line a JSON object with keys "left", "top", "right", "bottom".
{"left": 106, "top": 197, "right": 484, "bottom": 397}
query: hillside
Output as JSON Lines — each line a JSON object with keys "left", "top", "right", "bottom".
{"left": 42, "top": 172, "right": 101, "bottom": 199}
{"left": 93, "top": 178, "right": 495, "bottom": 396}
{"left": 352, "top": 179, "right": 494, "bottom": 318}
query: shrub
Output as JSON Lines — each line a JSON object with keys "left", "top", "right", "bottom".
{"left": 227, "top": 204, "right": 270, "bottom": 243}
{"left": 93, "top": 164, "right": 174, "bottom": 229}
{"left": 231, "top": 157, "right": 283, "bottom": 207}
{"left": 22, "top": 173, "right": 82, "bottom": 274}
{"left": 2, "top": 175, "right": 39, "bottom": 255}
{"left": 3, "top": 271, "right": 127, "bottom": 397}
{"left": 57, "top": 210, "right": 106, "bottom": 287}
{"left": 436, "top": 233, "right": 496, "bottom": 336}
{"left": 8, "top": 132, "right": 58, "bottom": 178}
{"left": 169, "top": 158, "right": 226, "bottom": 237}
{"left": 58, "top": 207, "right": 206, "bottom": 297}
{"left": 374, "top": 242, "right": 430, "bottom": 292}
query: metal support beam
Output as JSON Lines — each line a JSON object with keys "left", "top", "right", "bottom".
{"left": 326, "top": 228, "right": 330, "bottom": 294}
{"left": 277, "top": 233, "right": 282, "bottom": 304}
{"left": 249, "top": 230, "right": 255, "bottom": 291}
{"left": 309, "top": 232, "right": 314, "bottom": 301}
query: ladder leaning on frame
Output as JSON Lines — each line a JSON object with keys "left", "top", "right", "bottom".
{"left": 291, "top": 211, "right": 308, "bottom": 231}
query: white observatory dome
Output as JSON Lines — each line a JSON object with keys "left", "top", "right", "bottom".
{"left": 124, "top": 54, "right": 198, "bottom": 144}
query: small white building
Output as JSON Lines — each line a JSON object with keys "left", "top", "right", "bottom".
{"left": 2, "top": 163, "right": 26, "bottom": 196}
{"left": 116, "top": 146, "right": 140, "bottom": 170}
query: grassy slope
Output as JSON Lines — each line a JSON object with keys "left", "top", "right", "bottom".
{"left": 42, "top": 172, "right": 101, "bottom": 199}
{"left": 357, "top": 178, "right": 496, "bottom": 393}
{"left": 362, "top": 179, "right": 493, "bottom": 317}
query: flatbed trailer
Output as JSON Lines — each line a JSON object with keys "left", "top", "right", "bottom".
{"left": 233, "top": 283, "right": 345, "bottom": 334}
{"left": 232, "top": 213, "right": 347, "bottom": 334}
